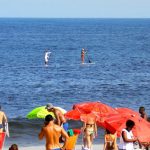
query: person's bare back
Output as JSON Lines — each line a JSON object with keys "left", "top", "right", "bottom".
{"left": 54, "top": 108, "right": 66, "bottom": 125}
{"left": 39, "top": 115, "right": 69, "bottom": 150}
{"left": 45, "top": 103, "right": 66, "bottom": 126}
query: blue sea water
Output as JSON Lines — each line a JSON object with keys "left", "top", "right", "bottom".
{"left": 0, "top": 18, "right": 150, "bottom": 146}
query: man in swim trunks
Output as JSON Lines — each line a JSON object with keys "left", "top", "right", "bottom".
{"left": 0, "top": 105, "right": 8, "bottom": 133}
{"left": 39, "top": 114, "right": 69, "bottom": 150}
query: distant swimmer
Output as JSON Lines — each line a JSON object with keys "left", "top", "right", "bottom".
{"left": 44, "top": 50, "right": 51, "bottom": 65}
{"left": 81, "top": 48, "right": 86, "bottom": 64}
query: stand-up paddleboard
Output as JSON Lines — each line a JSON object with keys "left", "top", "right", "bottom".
{"left": 45, "top": 64, "right": 49, "bottom": 67}
{"left": 81, "top": 62, "right": 95, "bottom": 65}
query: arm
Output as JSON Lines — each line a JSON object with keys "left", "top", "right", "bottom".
{"left": 61, "top": 128, "right": 69, "bottom": 150}
{"left": 144, "top": 113, "right": 148, "bottom": 121}
{"left": 114, "top": 135, "right": 118, "bottom": 150}
{"left": 38, "top": 127, "right": 45, "bottom": 140}
{"left": 81, "top": 122, "right": 86, "bottom": 132}
{"left": 94, "top": 123, "right": 97, "bottom": 136}
{"left": 103, "top": 135, "right": 107, "bottom": 150}
{"left": 55, "top": 110, "right": 61, "bottom": 126}
{"left": 3, "top": 112, "right": 8, "bottom": 123}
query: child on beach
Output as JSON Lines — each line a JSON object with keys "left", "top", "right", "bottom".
{"left": 103, "top": 129, "right": 118, "bottom": 150}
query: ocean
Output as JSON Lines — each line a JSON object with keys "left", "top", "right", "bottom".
{"left": 0, "top": 18, "right": 150, "bottom": 146}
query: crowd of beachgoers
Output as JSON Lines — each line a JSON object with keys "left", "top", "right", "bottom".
{"left": 0, "top": 103, "right": 150, "bottom": 150}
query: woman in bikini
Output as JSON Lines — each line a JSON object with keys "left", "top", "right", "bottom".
{"left": 81, "top": 48, "right": 86, "bottom": 64}
{"left": 82, "top": 117, "right": 97, "bottom": 150}
{"left": 103, "top": 129, "right": 118, "bottom": 150}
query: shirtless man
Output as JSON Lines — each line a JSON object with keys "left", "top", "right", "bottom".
{"left": 0, "top": 105, "right": 7, "bottom": 133}
{"left": 39, "top": 114, "right": 69, "bottom": 150}
{"left": 45, "top": 103, "right": 68, "bottom": 129}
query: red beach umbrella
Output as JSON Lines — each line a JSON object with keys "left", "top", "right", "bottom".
{"left": 65, "top": 101, "right": 118, "bottom": 128}
{"left": 104, "top": 108, "right": 150, "bottom": 144}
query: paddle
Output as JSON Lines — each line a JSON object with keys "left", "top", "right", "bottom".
{"left": 85, "top": 49, "right": 92, "bottom": 63}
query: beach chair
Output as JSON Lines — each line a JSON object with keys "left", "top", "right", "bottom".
{"left": 0, "top": 132, "right": 6, "bottom": 150}
{"left": 64, "top": 134, "right": 79, "bottom": 150}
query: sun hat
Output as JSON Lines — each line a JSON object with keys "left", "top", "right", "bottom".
{"left": 45, "top": 103, "right": 54, "bottom": 110}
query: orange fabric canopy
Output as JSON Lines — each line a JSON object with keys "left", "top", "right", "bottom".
{"left": 104, "top": 108, "right": 150, "bottom": 144}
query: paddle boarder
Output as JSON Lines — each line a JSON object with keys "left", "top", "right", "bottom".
{"left": 44, "top": 49, "right": 51, "bottom": 65}
{"left": 81, "top": 48, "right": 86, "bottom": 64}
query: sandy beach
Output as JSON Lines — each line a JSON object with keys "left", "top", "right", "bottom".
{"left": 3, "top": 144, "right": 103, "bottom": 150}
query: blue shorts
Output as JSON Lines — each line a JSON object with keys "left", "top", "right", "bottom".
{"left": 51, "top": 149, "right": 61, "bottom": 150}
{"left": 0, "top": 124, "right": 3, "bottom": 129}
{"left": 63, "top": 122, "right": 69, "bottom": 131}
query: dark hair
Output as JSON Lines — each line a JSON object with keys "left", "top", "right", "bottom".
{"left": 106, "top": 129, "right": 111, "bottom": 134}
{"left": 9, "top": 144, "right": 18, "bottom": 150}
{"left": 45, "top": 114, "right": 54, "bottom": 122}
{"left": 126, "top": 119, "right": 135, "bottom": 128}
{"left": 147, "top": 117, "right": 150, "bottom": 122}
{"left": 139, "top": 106, "right": 145, "bottom": 112}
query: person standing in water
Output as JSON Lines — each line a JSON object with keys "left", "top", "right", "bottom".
{"left": 44, "top": 49, "right": 51, "bottom": 65}
{"left": 81, "top": 48, "right": 86, "bottom": 64}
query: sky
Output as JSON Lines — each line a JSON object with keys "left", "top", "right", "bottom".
{"left": 0, "top": 0, "right": 150, "bottom": 18}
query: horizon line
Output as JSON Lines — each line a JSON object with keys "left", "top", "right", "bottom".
{"left": 0, "top": 17, "right": 150, "bottom": 19}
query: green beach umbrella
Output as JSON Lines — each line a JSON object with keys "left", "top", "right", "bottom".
{"left": 26, "top": 106, "right": 55, "bottom": 119}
